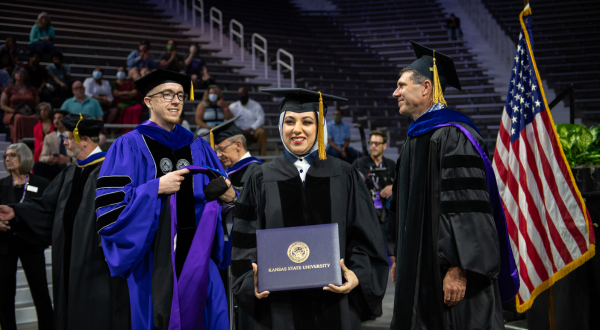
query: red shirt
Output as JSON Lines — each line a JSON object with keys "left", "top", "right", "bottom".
{"left": 33, "top": 121, "right": 54, "bottom": 161}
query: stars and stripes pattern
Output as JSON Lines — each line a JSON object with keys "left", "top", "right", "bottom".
{"left": 491, "top": 8, "right": 595, "bottom": 312}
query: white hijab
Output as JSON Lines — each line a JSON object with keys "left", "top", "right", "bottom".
{"left": 278, "top": 110, "right": 328, "bottom": 159}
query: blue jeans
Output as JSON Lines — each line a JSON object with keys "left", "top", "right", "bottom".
{"left": 28, "top": 41, "right": 55, "bottom": 55}
{"left": 327, "top": 146, "right": 360, "bottom": 164}
{"left": 447, "top": 27, "right": 462, "bottom": 40}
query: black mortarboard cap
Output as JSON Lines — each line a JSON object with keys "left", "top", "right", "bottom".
{"left": 134, "top": 69, "right": 195, "bottom": 100}
{"left": 201, "top": 116, "right": 244, "bottom": 145}
{"left": 406, "top": 41, "right": 462, "bottom": 92}
{"left": 260, "top": 88, "right": 348, "bottom": 116}
{"left": 61, "top": 113, "right": 104, "bottom": 140}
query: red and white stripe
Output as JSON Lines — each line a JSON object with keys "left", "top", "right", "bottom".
{"left": 493, "top": 107, "right": 593, "bottom": 306}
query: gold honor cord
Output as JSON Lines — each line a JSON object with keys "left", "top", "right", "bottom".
{"left": 317, "top": 91, "right": 327, "bottom": 160}
{"left": 210, "top": 127, "right": 215, "bottom": 150}
{"left": 431, "top": 50, "right": 447, "bottom": 106}
{"left": 77, "top": 157, "right": 105, "bottom": 168}
{"left": 73, "top": 113, "right": 83, "bottom": 143}
{"left": 190, "top": 81, "right": 194, "bottom": 101}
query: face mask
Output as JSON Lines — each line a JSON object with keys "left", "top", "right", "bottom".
{"left": 239, "top": 95, "right": 249, "bottom": 104}
{"left": 167, "top": 44, "right": 174, "bottom": 51}
{"left": 116, "top": 71, "right": 126, "bottom": 79}
{"left": 92, "top": 71, "right": 102, "bottom": 79}
{"left": 333, "top": 115, "right": 342, "bottom": 123}
{"left": 208, "top": 94, "right": 218, "bottom": 102}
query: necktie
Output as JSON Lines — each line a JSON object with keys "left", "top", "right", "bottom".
{"left": 59, "top": 134, "right": 67, "bottom": 156}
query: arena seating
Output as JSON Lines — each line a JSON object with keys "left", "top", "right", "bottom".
{"left": 481, "top": 0, "right": 600, "bottom": 125}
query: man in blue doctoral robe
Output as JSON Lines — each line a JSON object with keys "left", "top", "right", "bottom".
{"left": 96, "top": 69, "right": 236, "bottom": 330}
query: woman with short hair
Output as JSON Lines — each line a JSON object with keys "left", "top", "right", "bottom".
{"left": 28, "top": 12, "right": 55, "bottom": 55}
{"left": 0, "top": 143, "right": 52, "bottom": 330}
{"left": 33, "top": 102, "right": 54, "bottom": 162}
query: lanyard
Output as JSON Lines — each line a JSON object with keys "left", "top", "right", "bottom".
{"left": 12, "top": 174, "right": 29, "bottom": 203}
{"left": 369, "top": 161, "right": 384, "bottom": 188}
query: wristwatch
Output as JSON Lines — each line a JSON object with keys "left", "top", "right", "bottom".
{"left": 227, "top": 195, "right": 238, "bottom": 205}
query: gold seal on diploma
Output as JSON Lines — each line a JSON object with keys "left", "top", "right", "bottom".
{"left": 287, "top": 242, "right": 310, "bottom": 263}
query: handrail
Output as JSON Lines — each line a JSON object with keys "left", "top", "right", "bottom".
{"left": 192, "top": 0, "right": 204, "bottom": 34}
{"left": 210, "top": 7, "right": 223, "bottom": 47}
{"left": 183, "top": 0, "right": 187, "bottom": 21}
{"left": 549, "top": 84, "right": 576, "bottom": 124}
{"left": 276, "top": 48, "right": 294, "bottom": 88}
{"left": 252, "top": 33, "right": 268, "bottom": 79}
{"left": 229, "top": 19, "right": 244, "bottom": 62}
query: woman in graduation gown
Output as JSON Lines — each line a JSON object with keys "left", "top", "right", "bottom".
{"left": 230, "top": 88, "right": 389, "bottom": 330}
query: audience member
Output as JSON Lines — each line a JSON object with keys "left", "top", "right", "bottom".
{"left": 159, "top": 40, "right": 184, "bottom": 72}
{"left": 0, "top": 69, "right": 9, "bottom": 92}
{"left": 33, "top": 102, "right": 54, "bottom": 162}
{"left": 326, "top": 108, "right": 360, "bottom": 163}
{"left": 60, "top": 80, "right": 103, "bottom": 120}
{"left": 185, "top": 43, "right": 215, "bottom": 89}
{"left": 0, "top": 37, "right": 21, "bottom": 71}
{"left": 0, "top": 51, "right": 14, "bottom": 77}
{"left": 33, "top": 110, "right": 72, "bottom": 181}
{"left": 195, "top": 85, "right": 231, "bottom": 136}
{"left": 127, "top": 40, "right": 155, "bottom": 80}
{"left": 112, "top": 66, "right": 141, "bottom": 129}
{"left": 447, "top": 13, "right": 462, "bottom": 40}
{"left": 0, "top": 68, "right": 39, "bottom": 143}
{"left": 22, "top": 51, "right": 51, "bottom": 103}
{"left": 83, "top": 67, "right": 117, "bottom": 122}
{"left": 28, "top": 12, "right": 55, "bottom": 55}
{"left": 229, "top": 87, "right": 267, "bottom": 156}
{"left": 0, "top": 143, "right": 53, "bottom": 330}
{"left": 46, "top": 51, "right": 71, "bottom": 103}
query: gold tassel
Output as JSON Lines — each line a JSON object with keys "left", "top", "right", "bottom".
{"left": 190, "top": 81, "right": 194, "bottom": 101}
{"left": 317, "top": 92, "right": 327, "bottom": 160}
{"left": 73, "top": 113, "right": 83, "bottom": 143}
{"left": 210, "top": 127, "right": 215, "bottom": 150}
{"left": 431, "top": 50, "right": 447, "bottom": 106}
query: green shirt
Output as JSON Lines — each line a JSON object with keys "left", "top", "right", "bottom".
{"left": 61, "top": 96, "right": 103, "bottom": 118}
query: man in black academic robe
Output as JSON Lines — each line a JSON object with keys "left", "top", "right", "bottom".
{"left": 389, "top": 42, "right": 511, "bottom": 329}
{"left": 0, "top": 114, "right": 130, "bottom": 330}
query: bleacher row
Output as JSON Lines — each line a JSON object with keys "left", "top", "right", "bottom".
{"left": 481, "top": 0, "right": 600, "bottom": 125}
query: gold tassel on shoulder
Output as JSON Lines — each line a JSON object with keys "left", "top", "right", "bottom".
{"left": 73, "top": 113, "right": 83, "bottom": 143}
{"left": 317, "top": 92, "right": 327, "bottom": 160}
{"left": 431, "top": 50, "right": 447, "bottom": 106}
{"left": 190, "top": 81, "right": 194, "bottom": 101}
{"left": 210, "top": 127, "right": 215, "bottom": 150}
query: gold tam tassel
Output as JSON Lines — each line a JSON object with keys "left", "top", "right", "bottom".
{"left": 431, "top": 50, "right": 447, "bottom": 106}
{"left": 73, "top": 113, "right": 83, "bottom": 143}
{"left": 210, "top": 127, "right": 215, "bottom": 150}
{"left": 317, "top": 92, "right": 327, "bottom": 160}
{"left": 190, "top": 81, "right": 194, "bottom": 101}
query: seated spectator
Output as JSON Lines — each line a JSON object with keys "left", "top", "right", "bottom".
{"left": 0, "top": 69, "right": 10, "bottom": 92}
{"left": 28, "top": 12, "right": 55, "bottom": 56}
{"left": 33, "top": 102, "right": 54, "bottom": 161}
{"left": 83, "top": 68, "right": 117, "bottom": 122}
{"left": 195, "top": 85, "right": 231, "bottom": 136}
{"left": 0, "top": 50, "right": 14, "bottom": 77}
{"left": 33, "top": 110, "right": 72, "bottom": 181}
{"left": 447, "top": 13, "right": 462, "bottom": 40}
{"left": 159, "top": 40, "right": 184, "bottom": 72}
{"left": 0, "top": 68, "right": 39, "bottom": 143}
{"left": 185, "top": 43, "right": 215, "bottom": 89}
{"left": 60, "top": 80, "right": 103, "bottom": 120}
{"left": 326, "top": 108, "right": 360, "bottom": 163}
{"left": 127, "top": 40, "right": 155, "bottom": 80}
{"left": 22, "top": 51, "right": 51, "bottom": 103}
{"left": 0, "top": 37, "right": 21, "bottom": 71}
{"left": 46, "top": 51, "right": 71, "bottom": 103}
{"left": 112, "top": 66, "right": 141, "bottom": 130}
{"left": 229, "top": 87, "right": 267, "bottom": 156}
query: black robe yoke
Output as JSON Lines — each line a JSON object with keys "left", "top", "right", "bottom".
{"left": 229, "top": 161, "right": 262, "bottom": 191}
{"left": 10, "top": 164, "right": 130, "bottom": 330}
{"left": 231, "top": 155, "right": 388, "bottom": 330}
{"left": 390, "top": 123, "right": 504, "bottom": 330}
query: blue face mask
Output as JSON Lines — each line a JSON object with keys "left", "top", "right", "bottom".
{"left": 116, "top": 71, "right": 126, "bottom": 79}
{"left": 208, "top": 94, "right": 218, "bottom": 102}
{"left": 92, "top": 71, "right": 102, "bottom": 79}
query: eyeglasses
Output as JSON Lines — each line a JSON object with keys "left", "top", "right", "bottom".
{"left": 369, "top": 141, "right": 385, "bottom": 147}
{"left": 3, "top": 153, "right": 17, "bottom": 160}
{"left": 148, "top": 90, "right": 189, "bottom": 101}
{"left": 215, "top": 141, "right": 235, "bottom": 153}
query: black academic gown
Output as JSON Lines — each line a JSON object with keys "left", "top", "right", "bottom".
{"left": 389, "top": 123, "right": 504, "bottom": 330}
{"left": 231, "top": 154, "right": 388, "bottom": 330}
{"left": 229, "top": 162, "right": 261, "bottom": 191}
{"left": 9, "top": 163, "right": 130, "bottom": 330}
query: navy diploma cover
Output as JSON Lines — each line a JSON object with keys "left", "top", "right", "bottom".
{"left": 256, "top": 223, "right": 343, "bottom": 292}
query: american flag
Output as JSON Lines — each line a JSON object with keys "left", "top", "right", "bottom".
{"left": 491, "top": 7, "right": 595, "bottom": 312}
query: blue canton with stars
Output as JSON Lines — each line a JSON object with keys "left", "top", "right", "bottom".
{"left": 506, "top": 14, "right": 545, "bottom": 144}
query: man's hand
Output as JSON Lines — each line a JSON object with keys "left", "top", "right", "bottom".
{"left": 0, "top": 205, "right": 15, "bottom": 223}
{"left": 341, "top": 149, "right": 347, "bottom": 159}
{"left": 380, "top": 184, "right": 393, "bottom": 199}
{"left": 253, "top": 263, "right": 270, "bottom": 299}
{"left": 443, "top": 267, "right": 467, "bottom": 306}
{"left": 390, "top": 256, "right": 396, "bottom": 284}
{"left": 57, "top": 154, "right": 70, "bottom": 165}
{"left": 323, "top": 259, "right": 359, "bottom": 294}
{"left": 170, "top": 51, "right": 177, "bottom": 60}
{"left": 158, "top": 169, "right": 189, "bottom": 194}
{"left": 218, "top": 178, "right": 236, "bottom": 203}
{"left": 43, "top": 36, "right": 51, "bottom": 41}
{"left": 59, "top": 81, "right": 67, "bottom": 89}
{"left": 0, "top": 220, "right": 10, "bottom": 232}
